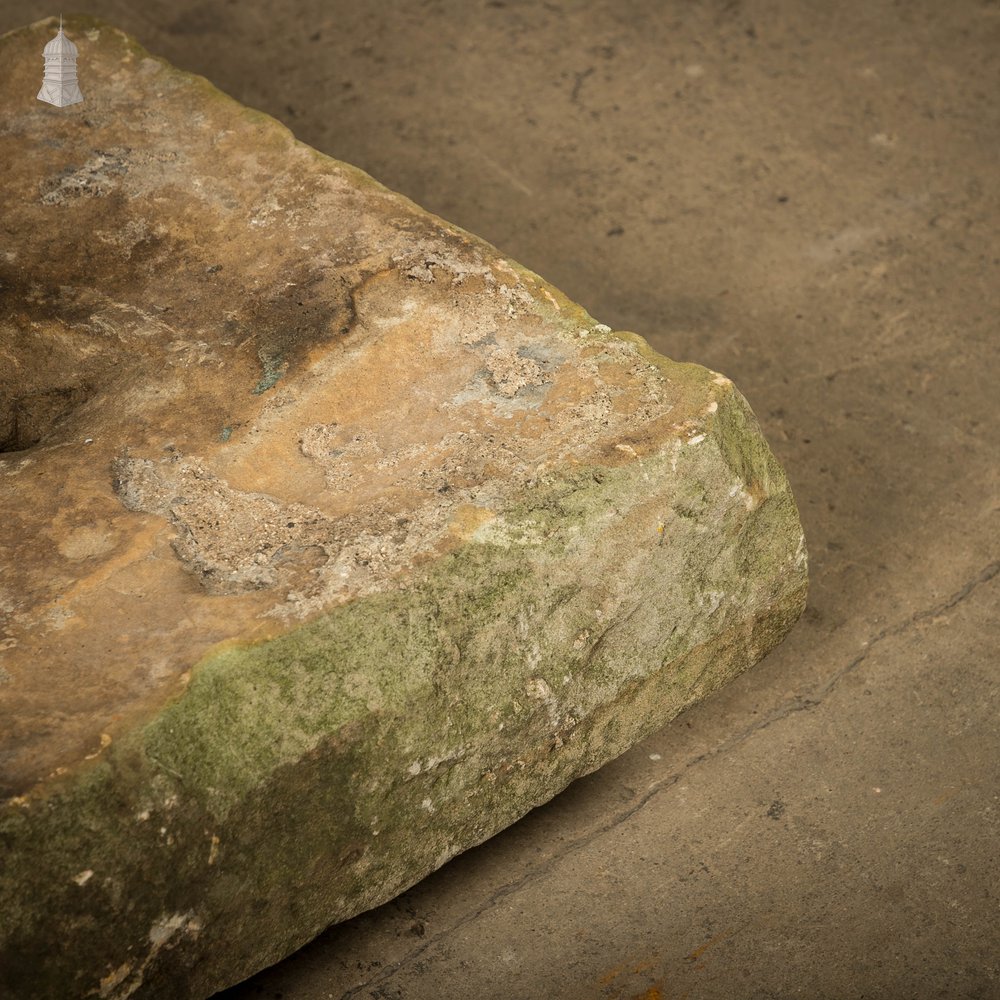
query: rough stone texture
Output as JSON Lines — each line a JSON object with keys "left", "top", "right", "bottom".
{"left": 0, "top": 17, "right": 806, "bottom": 1000}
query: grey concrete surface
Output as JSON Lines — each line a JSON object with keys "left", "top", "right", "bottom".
{"left": 2, "top": 1, "right": 997, "bottom": 997}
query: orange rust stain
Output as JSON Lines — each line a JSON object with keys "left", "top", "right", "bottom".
{"left": 630, "top": 985, "right": 664, "bottom": 1000}
{"left": 598, "top": 962, "right": 628, "bottom": 987}
{"left": 685, "top": 927, "right": 733, "bottom": 963}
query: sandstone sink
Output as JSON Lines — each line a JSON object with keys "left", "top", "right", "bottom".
{"left": 0, "top": 16, "right": 807, "bottom": 1000}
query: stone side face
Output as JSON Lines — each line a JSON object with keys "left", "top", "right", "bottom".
{"left": 0, "top": 17, "right": 806, "bottom": 1000}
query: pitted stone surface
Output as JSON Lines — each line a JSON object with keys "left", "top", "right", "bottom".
{"left": 0, "top": 17, "right": 806, "bottom": 1000}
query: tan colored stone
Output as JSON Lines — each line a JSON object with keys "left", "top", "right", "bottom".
{"left": 0, "top": 16, "right": 806, "bottom": 1000}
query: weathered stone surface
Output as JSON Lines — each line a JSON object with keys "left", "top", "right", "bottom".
{"left": 0, "top": 16, "right": 807, "bottom": 1000}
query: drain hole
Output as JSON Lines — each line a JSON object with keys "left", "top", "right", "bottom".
{"left": 0, "top": 387, "right": 90, "bottom": 453}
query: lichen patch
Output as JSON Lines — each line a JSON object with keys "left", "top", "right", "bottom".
{"left": 485, "top": 346, "right": 548, "bottom": 398}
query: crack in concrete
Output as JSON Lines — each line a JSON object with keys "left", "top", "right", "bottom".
{"left": 809, "top": 559, "right": 1000, "bottom": 704}
{"left": 340, "top": 559, "right": 999, "bottom": 996}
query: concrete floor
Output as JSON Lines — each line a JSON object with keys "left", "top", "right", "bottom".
{"left": 3, "top": 1, "right": 997, "bottom": 997}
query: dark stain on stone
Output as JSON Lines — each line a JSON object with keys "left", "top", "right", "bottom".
{"left": 0, "top": 385, "right": 92, "bottom": 453}
{"left": 237, "top": 266, "right": 356, "bottom": 386}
